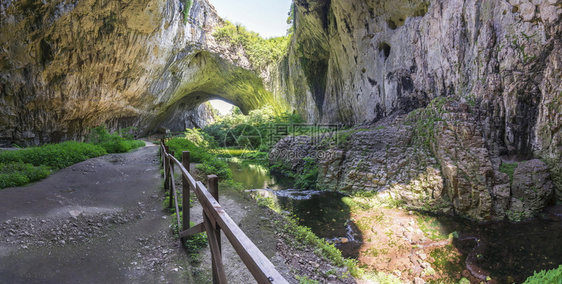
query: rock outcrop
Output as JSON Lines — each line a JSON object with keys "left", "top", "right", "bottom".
{"left": 0, "top": 0, "right": 277, "bottom": 145}
{"left": 509, "top": 159, "right": 554, "bottom": 220}
{"left": 269, "top": 0, "right": 561, "bottom": 219}
{"left": 1, "top": 0, "right": 560, "bottom": 219}
{"left": 270, "top": 98, "right": 555, "bottom": 221}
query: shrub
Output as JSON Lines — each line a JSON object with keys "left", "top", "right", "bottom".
{"left": 523, "top": 265, "right": 562, "bottom": 284}
{"left": 196, "top": 158, "right": 232, "bottom": 180}
{"left": 166, "top": 138, "right": 212, "bottom": 163}
{"left": 0, "top": 126, "right": 144, "bottom": 189}
{"left": 0, "top": 141, "right": 107, "bottom": 169}
{"left": 184, "top": 128, "right": 217, "bottom": 148}
{"left": 0, "top": 162, "right": 51, "bottom": 189}
{"left": 202, "top": 105, "right": 304, "bottom": 152}
{"left": 88, "top": 126, "right": 145, "bottom": 153}
{"left": 165, "top": 137, "right": 231, "bottom": 179}
{"left": 270, "top": 157, "right": 319, "bottom": 190}
{"left": 294, "top": 157, "right": 319, "bottom": 190}
{"left": 0, "top": 172, "right": 29, "bottom": 189}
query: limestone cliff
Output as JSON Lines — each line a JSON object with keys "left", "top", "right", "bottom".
{"left": 2, "top": 0, "right": 561, "bottom": 220}
{"left": 0, "top": 0, "right": 276, "bottom": 145}
{"left": 270, "top": 0, "right": 562, "bottom": 220}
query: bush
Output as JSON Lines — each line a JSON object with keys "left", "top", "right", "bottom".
{"left": 0, "top": 162, "right": 51, "bottom": 189}
{"left": 0, "top": 126, "right": 144, "bottom": 189}
{"left": 166, "top": 138, "right": 212, "bottom": 163}
{"left": 0, "top": 141, "right": 107, "bottom": 169}
{"left": 270, "top": 157, "right": 319, "bottom": 190}
{"left": 184, "top": 128, "right": 217, "bottom": 148}
{"left": 202, "top": 105, "right": 304, "bottom": 151}
{"left": 0, "top": 142, "right": 106, "bottom": 189}
{"left": 294, "top": 157, "right": 319, "bottom": 190}
{"left": 196, "top": 158, "right": 232, "bottom": 180}
{"left": 165, "top": 137, "right": 231, "bottom": 179}
{"left": 523, "top": 265, "right": 562, "bottom": 283}
{"left": 88, "top": 126, "right": 145, "bottom": 153}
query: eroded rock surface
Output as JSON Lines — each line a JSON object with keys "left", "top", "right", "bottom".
{"left": 0, "top": 0, "right": 276, "bottom": 145}
{"left": 271, "top": 0, "right": 562, "bottom": 210}
{"left": 270, "top": 100, "right": 556, "bottom": 221}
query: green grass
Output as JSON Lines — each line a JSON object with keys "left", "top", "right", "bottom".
{"left": 295, "top": 275, "right": 319, "bottom": 284}
{"left": 195, "top": 158, "right": 232, "bottom": 180}
{"left": 211, "top": 148, "right": 257, "bottom": 157}
{"left": 0, "top": 142, "right": 106, "bottom": 189}
{"left": 429, "top": 244, "right": 465, "bottom": 281}
{"left": 280, "top": 217, "right": 362, "bottom": 278}
{"left": 0, "top": 141, "right": 107, "bottom": 169}
{"left": 182, "top": 0, "right": 192, "bottom": 24}
{"left": 406, "top": 97, "right": 451, "bottom": 149}
{"left": 0, "top": 126, "right": 145, "bottom": 189}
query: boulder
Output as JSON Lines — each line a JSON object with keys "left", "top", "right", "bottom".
{"left": 508, "top": 159, "right": 554, "bottom": 220}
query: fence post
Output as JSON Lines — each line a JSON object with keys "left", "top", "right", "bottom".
{"left": 164, "top": 147, "right": 170, "bottom": 191}
{"left": 168, "top": 151, "right": 175, "bottom": 209}
{"left": 207, "top": 175, "right": 221, "bottom": 283}
{"left": 182, "top": 151, "right": 191, "bottom": 231}
{"left": 160, "top": 139, "right": 165, "bottom": 168}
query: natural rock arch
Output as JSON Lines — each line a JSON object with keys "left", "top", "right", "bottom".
{"left": 0, "top": 0, "right": 281, "bottom": 145}
{"left": 142, "top": 49, "right": 279, "bottom": 133}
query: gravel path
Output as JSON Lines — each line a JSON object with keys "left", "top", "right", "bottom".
{"left": 0, "top": 143, "right": 192, "bottom": 283}
{"left": 0, "top": 142, "right": 357, "bottom": 284}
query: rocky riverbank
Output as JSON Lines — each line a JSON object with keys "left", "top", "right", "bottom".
{"left": 270, "top": 98, "right": 557, "bottom": 221}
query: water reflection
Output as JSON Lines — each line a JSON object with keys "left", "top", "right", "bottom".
{"left": 229, "top": 161, "right": 360, "bottom": 256}
{"left": 229, "top": 160, "right": 288, "bottom": 190}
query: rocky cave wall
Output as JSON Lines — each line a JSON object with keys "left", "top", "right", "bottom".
{"left": 0, "top": 0, "right": 277, "bottom": 145}
{"left": 1, "top": 0, "right": 561, "bottom": 220}
{"left": 270, "top": 0, "right": 562, "bottom": 220}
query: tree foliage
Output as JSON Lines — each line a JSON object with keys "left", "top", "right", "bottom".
{"left": 213, "top": 20, "right": 291, "bottom": 71}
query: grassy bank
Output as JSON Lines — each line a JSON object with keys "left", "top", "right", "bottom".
{"left": 0, "top": 127, "right": 145, "bottom": 189}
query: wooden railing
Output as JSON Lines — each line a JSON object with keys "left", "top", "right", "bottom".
{"left": 160, "top": 141, "right": 288, "bottom": 284}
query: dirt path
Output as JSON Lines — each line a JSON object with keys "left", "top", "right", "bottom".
{"left": 0, "top": 142, "right": 358, "bottom": 284}
{"left": 0, "top": 143, "right": 192, "bottom": 283}
{"left": 189, "top": 186, "right": 295, "bottom": 283}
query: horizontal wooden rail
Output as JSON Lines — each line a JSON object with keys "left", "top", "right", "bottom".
{"left": 160, "top": 141, "right": 288, "bottom": 284}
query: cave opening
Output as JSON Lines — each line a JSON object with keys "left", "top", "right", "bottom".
{"left": 208, "top": 99, "right": 236, "bottom": 116}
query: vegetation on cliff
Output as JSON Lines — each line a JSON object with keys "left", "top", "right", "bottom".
{"left": 213, "top": 21, "right": 291, "bottom": 71}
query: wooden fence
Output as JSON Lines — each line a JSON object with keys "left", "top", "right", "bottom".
{"left": 160, "top": 141, "right": 288, "bottom": 284}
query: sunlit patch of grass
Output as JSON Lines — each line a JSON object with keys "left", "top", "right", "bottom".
{"left": 415, "top": 214, "right": 449, "bottom": 241}
{"left": 429, "top": 244, "right": 465, "bottom": 282}
{"left": 210, "top": 148, "right": 257, "bottom": 157}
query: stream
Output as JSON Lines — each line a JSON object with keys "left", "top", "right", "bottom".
{"left": 229, "top": 161, "right": 562, "bottom": 283}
